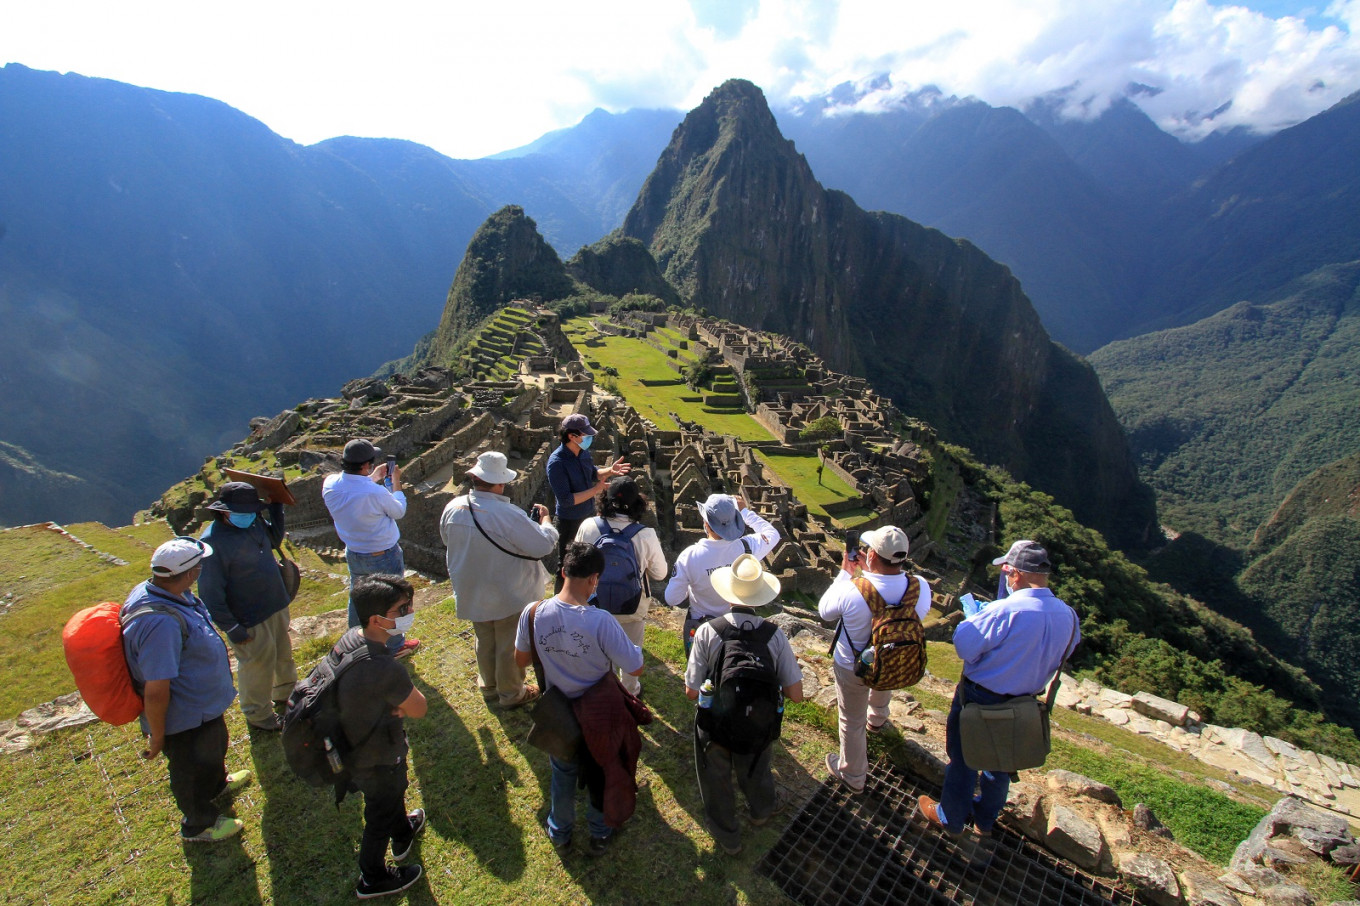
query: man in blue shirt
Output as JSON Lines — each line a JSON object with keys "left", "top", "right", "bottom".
{"left": 545, "top": 414, "right": 629, "bottom": 590}
{"left": 121, "top": 537, "right": 251, "bottom": 842}
{"left": 323, "top": 438, "right": 417, "bottom": 657}
{"left": 919, "top": 540, "right": 1080, "bottom": 838}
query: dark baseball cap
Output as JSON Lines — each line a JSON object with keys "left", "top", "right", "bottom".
{"left": 561, "top": 414, "right": 596, "bottom": 436}
{"left": 342, "top": 439, "right": 382, "bottom": 464}
{"left": 992, "top": 540, "right": 1052, "bottom": 573}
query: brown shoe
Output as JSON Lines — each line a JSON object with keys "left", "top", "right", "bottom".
{"left": 918, "top": 795, "right": 960, "bottom": 838}
{"left": 503, "top": 684, "right": 541, "bottom": 710}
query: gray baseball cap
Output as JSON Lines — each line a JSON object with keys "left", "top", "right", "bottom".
{"left": 992, "top": 540, "right": 1052, "bottom": 573}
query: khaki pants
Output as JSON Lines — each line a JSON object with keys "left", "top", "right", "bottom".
{"left": 614, "top": 616, "right": 645, "bottom": 696}
{"left": 833, "top": 662, "right": 891, "bottom": 788}
{"left": 231, "top": 607, "right": 298, "bottom": 728}
{"left": 474, "top": 614, "right": 529, "bottom": 706}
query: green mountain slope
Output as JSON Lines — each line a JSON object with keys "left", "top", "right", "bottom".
{"left": 1091, "top": 261, "right": 1360, "bottom": 547}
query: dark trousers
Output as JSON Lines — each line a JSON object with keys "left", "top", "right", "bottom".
{"left": 353, "top": 762, "right": 412, "bottom": 881}
{"left": 553, "top": 516, "right": 586, "bottom": 591}
{"left": 163, "top": 714, "right": 229, "bottom": 836}
{"left": 694, "top": 728, "right": 776, "bottom": 851}
{"left": 940, "top": 680, "right": 1013, "bottom": 834}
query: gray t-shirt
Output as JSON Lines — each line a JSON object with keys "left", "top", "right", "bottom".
{"left": 684, "top": 609, "right": 803, "bottom": 692}
{"left": 515, "top": 597, "right": 643, "bottom": 699}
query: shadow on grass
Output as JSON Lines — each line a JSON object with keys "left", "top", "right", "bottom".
{"left": 252, "top": 731, "right": 364, "bottom": 904}
{"left": 408, "top": 672, "right": 528, "bottom": 882}
{"left": 183, "top": 833, "right": 264, "bottom": 906}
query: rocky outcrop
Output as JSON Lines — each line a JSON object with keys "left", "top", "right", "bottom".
{"left": 621, "top": 79, "right": 1156, "bottom": 549}
{"left": 566, "top": 234, "right": 680, "bottom": 305}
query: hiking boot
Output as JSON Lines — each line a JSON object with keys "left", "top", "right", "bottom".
{"left": 918, "top": 795, "right": 960, "bottom": 838}
{"left": 390, "top": 809, "right": 426, "bottom": 861}
{"left": 182, "top": 815, "right": 243, "bottom": 843}
{"left": 356, "top": 863, "right": 422, "bottom": 900}
{"left": 217, "top": 769, "right": 254, "bottom": 798}
{"left": 825, "top": 753, "right": 864, "bottom": 794}
{"left": 867, "top": 718, "right": 892, "bottom": 734}
{"left": 394, "top": 639, "right": 422, "bottom": 659}
{"left": 502, "top": 684, "right": 541, "bottom": 710}
{"left": 544, "top": 820, "right": 571, "bottom": 855}
{"left": 587, "top": 832, "right": 613, "bottom": 857}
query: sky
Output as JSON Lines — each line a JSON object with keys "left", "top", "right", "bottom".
{"left": 3, "top": 0, "right": 1359, "bottom": 159}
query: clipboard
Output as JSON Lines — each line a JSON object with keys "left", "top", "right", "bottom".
{"left": 222, "top": 468, "right": 296, "bottom": 506}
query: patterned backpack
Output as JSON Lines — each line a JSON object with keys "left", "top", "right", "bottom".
{"left": 830, "top": 577, "right": 927, "bottom": 690}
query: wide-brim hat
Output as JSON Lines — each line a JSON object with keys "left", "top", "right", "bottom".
{"left": 701, "top": 493, "right": 744, "bottom": 541}
{"left": 710, "top": 553, "right": 781, "bottom": 608}
{"left": 467, "top": 451, "right": 518, "bottom": 485}
{"left": 205, "top": 481, "right": 263, "bottom": 514}
{"left": 992, "top": 539, "right": 1051, "bottom": 573}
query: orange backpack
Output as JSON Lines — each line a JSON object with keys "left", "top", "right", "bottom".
{"left": 63, "top": 601, "right": 188, "bottom": 725}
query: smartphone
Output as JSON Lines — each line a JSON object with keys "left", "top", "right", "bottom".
{"left": 384, "top": 455, "right": 396, "bottom": 490}
{"left": 845, "top": 529, "right": 861, "bottom": 561}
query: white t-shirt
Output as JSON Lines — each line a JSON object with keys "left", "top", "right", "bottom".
{"left": 664, "top": 508, "right": 781, "bottom": 618}
{"left": 817, "top": 569, "right": 932, "bottom": 671}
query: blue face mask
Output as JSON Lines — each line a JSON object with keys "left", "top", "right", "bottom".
{"left": 579, "top": 434, "right": 594, "bottom": 451}
{"left": 227, "top": 512, "right": 256, "bottom": 529}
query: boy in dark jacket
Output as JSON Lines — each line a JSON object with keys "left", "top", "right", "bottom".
{"left": 339, "top": 574, "right": 428, "bottom": 900}
{"left": 198, "top": 482, "right": 297, "bottom": 732}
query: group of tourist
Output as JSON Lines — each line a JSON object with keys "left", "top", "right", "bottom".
{"left": 118, "top": 413, "right": 1079, "bottom": 900}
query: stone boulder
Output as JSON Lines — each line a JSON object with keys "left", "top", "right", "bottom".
{"left": 1133, "top": 691, "right": 1191, "bottom": 726}
{"left": 1045, "top": 804, "right": 1108, "bottom": 872}
{"left": 1180, "top": 870, "right": 1241, "bottom": 906}
{"left": 1046, "top": 770, "right": 1123, "bottom": 806}
{"left": 1116, "top": 852, "right": 1182, "bottom": 906}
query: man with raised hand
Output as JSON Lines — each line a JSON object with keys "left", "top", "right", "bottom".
{"left": 323, "top": 438, "right": 418, "bottom": 657}
{"left": 919, "top": 540, "right": 1080, "bottom": 838}
{"left": 665, "top": 493, "right": 781, "bottom": 655}
{"left": 121, "top": 537, "right": 251, "bottom": 843}
{"left": 198, "top": 481, "right": 297, "bottom": 732}
{"left": 441, "top": 451, "right": 557, "bottom": 709}
{"left": 817, "top": 526, "right": 930, "bottom": 793}
{"left": 545, "top": 413, "right": 630, "bottom": 588}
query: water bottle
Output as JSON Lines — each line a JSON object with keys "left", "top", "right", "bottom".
{"left": 697, "top": 679, "right": 715, "bottom": 709}
{"left": 860, "top": 646, "right": 876, "bottom": 669}
{"left": 324, "top": 737, "right": 344, "bottom": 773}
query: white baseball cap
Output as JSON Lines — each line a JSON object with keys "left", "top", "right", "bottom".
{"left": 151, "top": 537, "right": 212, "bottom": 576}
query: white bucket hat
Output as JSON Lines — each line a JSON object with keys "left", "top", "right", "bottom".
{"left": 710, "top": 553, "right": 781, "bottom": 608}
{"left": 466, "top": 451, "right": 518, "bottom": 485}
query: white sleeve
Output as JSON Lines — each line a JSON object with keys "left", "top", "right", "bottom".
{"left": 739, "top": 507, "right": 780, "bottom": 560}
{"left": 638, "top": 527, "right": 667, "bottom": 581}
{"left": 913, "top": 574, "right": 932, "bottom": 620}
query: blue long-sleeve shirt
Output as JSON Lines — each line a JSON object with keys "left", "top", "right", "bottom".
{"left": 952, "top": 586, "right": 1080, "bottom": 696}
{"left": 546, "top": 443, "right": 599, "bottom": 520}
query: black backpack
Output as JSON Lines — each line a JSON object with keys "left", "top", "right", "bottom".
{"left": 591, "top": 518, "right": 646, "bottom": 616}
{"left": 696, "top": 613, "right": 784, "bottom": 756}
{"left": 281, "top": 638, "right": 375, "bottom": 789}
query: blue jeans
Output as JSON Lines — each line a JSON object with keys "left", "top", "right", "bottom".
{"left": 346, "top": 545, "right": 406, "bottom": 654}
{"left": 547, "top": 755, "right": 610, "bottom": 842}
{"left": 940, "top": 680, "right": 1013, "bottom": 834}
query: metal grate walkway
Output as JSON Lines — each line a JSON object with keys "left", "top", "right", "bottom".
{"left": 757, "top": 761, "right": 1139, "bottom": 906}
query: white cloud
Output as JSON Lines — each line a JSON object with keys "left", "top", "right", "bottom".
{"left": 0, "top": 0, "right": 1356, "bottom": 156}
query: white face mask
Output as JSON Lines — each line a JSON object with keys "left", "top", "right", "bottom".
{"left": 389, "top": 613, "right": 415, "bottom": 635}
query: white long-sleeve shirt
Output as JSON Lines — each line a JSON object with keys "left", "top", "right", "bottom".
{"left": 322, "top": 471, "right": 406, "bottom": 554}
{"left": 818, "top": 569, "right": 932, "bottom": 671}
{"left": 665, "top": 507, "right": 781, "bottom": 618}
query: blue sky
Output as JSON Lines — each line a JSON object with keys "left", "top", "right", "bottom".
{"left": 2, "top": 0, "right": 1358, "bottom": 158}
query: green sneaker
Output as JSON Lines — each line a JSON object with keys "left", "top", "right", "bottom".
{"left": 219, "top": 769, "right": 253, "bottom": 797}
{"left": 182, "top": 815, "right": 243, "bottom": 843}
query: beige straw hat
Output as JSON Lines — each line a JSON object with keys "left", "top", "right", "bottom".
{"left": 710, "top": 553, "right": 781, "bottom": 608}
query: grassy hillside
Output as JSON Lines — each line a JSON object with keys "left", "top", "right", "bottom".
{"left": 0, "top": 521, "right": 346, "bottom": 719}
{"left": 1091, "top": 261, "right": 1360, "bottom": 548}
{"left": 0, "top": 597, "right": 1283, "bottom": 905}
